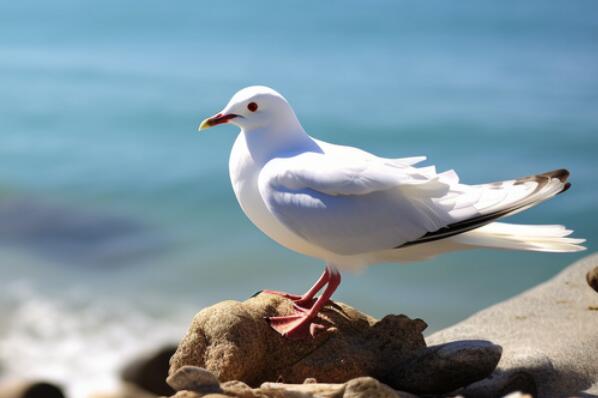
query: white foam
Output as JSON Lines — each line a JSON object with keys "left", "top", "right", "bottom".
{"left": 0, "top": 281, "right": 188, "bottom": 398}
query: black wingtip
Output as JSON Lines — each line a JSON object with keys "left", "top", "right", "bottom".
{"left": 559, "top": 182, "right": 572, "bottom": 194}
{"left": 541, "top": 168, "right": 570, "bottom": 183}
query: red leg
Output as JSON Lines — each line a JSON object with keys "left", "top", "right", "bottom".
{"left": 262, "top": 267, "right": 330, "bottom": 309}
{"left": 268, "top": 266, "right": 341, "bottom": 339}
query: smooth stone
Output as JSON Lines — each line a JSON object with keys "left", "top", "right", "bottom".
{"left": 428, "top": 253, "right": 598, "bottom": 397}
{"left": 220, "top": 380, "right": 256, "bottom": 397}
{"left": 167, "top": 366, "right": 222, "bottom": 394}
{"left": 390, "top": 340, "right": 501, "bottom": 394}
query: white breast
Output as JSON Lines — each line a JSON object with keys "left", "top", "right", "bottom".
{"left": 228, "top": 133, "right": 328, "bottom": 259}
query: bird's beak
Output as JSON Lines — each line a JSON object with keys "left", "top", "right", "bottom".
{"left": 198, "top": 113, "right": 238, "bottom": 131}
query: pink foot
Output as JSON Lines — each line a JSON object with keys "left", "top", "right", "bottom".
{"left": 267, "top": 313, "right": 327, "bottom": 339}
{"left": 262, "top": 266, "right": 341, "bottom": 340}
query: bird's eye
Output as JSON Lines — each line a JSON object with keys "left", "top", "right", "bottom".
{"left": 247, "top": 102, "right": 258, "bottom": 112}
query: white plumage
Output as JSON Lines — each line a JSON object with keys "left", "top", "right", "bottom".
{"left": 199, "top": 85, "right": 585, "bottom": 338}
{"left": 211, "top": 86, "right": 585, "bottom": 271}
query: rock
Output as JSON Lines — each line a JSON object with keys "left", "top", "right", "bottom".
{"left": 343, "top": 377, "right": 418, "bottom": 398}
{"left": 165, "top": 366, "right": 419, "bottom": 398}
{"left": 452, "top": 370, "right": 537, "bottom": 398}
{"left": 169, "top": 293, "right": 429, "bottom": 387}
{"left": 170, "top": 392, "right": 204, "bottom": 398}
{"left": 166, "top": 366, "right": 222, "bottom": 395}
{"left": 586, "top": 265, "right": 598, "bottom": 293}
{"left": 220, "top": 380, "right": 257, "bottom": 398}
{"left": 390, "top": 340, "right": 502, "bottom": 394}
{"left": 0, "top": 381, "right": 65, "bottom": 398}
{"left": 259, "top": 381, "right": 345, "bottom": 397}
{"left": 427, "top": 253, "right": 598, "bottom": 397}
{"left": 121, "top": 345, "right": 177, "bottom": 396}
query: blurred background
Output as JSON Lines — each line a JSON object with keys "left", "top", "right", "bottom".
{"left": 0, "top": 0, "right": 597, "bottom": 396}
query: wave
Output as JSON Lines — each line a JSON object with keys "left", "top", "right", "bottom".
{"left": 0, "top": 280, "right": 187, "bottom": 398}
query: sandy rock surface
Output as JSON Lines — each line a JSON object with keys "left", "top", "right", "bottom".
{"left": 169, "top": 292, "right": 501, "bottom": 395}
{"left": 427, "top": 253, "right": 598, "bottom": 397}
{"left": 166, "top": 253, "right": 597, "bottom": 398}
{"left": 167, "top": 366, "right": 419, "bottom": 398}
{"left": 169, "top": 293, "right": 426, "bottom": 387}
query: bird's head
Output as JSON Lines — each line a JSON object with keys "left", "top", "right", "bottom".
{"left": 198, "top": 86, "right": 300, "bottom": 133}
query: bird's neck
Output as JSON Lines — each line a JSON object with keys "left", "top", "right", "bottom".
{"left": 241, "top": 123, "right": 321, "bottom": 165}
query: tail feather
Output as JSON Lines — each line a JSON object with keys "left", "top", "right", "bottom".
{"left": 452, "top": 222, "right": 586, "bottom": 253}
{"left": 401, "top": 169, "right": 573, "bottom": 247}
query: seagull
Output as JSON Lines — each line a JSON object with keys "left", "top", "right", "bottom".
{"left": 198, "top": 86, "right": 586, "bottom": 339}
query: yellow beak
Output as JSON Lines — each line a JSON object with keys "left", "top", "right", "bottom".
{"left": 198, "top": 118, "right": 212, "bottom": 131}
{"left": 197, "top": 113, "right": 238, "bottom": 132}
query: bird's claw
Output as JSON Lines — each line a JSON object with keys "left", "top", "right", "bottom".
{"left": 267, "top": 314, "right": 326, "bottom": 339}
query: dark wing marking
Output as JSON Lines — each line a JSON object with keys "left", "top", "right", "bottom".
{"left": 397, "top": 169, "right": 570, "bottom": 248}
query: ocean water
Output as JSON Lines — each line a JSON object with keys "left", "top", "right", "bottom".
{"left": 0, "top": 1, "right": 597, "bottom": 396}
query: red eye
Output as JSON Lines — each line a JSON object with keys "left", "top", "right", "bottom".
{"left": 247, "top": 102, "right": 258, "bottom": 112}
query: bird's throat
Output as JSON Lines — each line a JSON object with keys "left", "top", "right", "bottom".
{"left": 242, "top": 126, "right": 319, "bottom": 164}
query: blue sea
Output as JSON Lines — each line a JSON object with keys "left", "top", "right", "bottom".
{"left": 1, "top": 1, "right": 597, "bottom": 396}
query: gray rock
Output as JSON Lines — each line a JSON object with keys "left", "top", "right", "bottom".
{"left": 390, "top": 340, "right": 502, "bottom": 394}
{"left": 454, "top": 370, "right": 537, "bottom": 398}
{"left": 166, "top": 366, "right": 222, "bottom": 394}
{"left": 427, "top": 253, "right": 598, "bottom": 397}
{"left": 587, "top": 265, "right": 598, "bottom": 293}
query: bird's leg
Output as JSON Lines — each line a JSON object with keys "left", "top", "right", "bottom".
{"left": 261, "top": 267, "right": 330, "bottom": 309}
{"left": 268, "top": 265, "right": 341, "bottom": 339}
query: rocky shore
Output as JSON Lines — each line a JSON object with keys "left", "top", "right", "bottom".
{"left": 427, "top": 253, "right": 598, "bottom": 397}
{"left": 1, "top": 254, "right": 596, "bottom": 397}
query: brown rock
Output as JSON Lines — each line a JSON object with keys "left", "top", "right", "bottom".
{"left": 259, "top": 381, "right": 344, "bottom": 397}
{"left": 586, "top": 265, "right": 598, "bottom": 293}
{"left": 170, "top": 392, "right": 203, "bottom": 398}
{"left": 121, "top": 345, "right": 177, "bottom": 396}
{"left": 163, "top": 367, "right": 419, "bottom": 398}
{"left": 343, "top": 377, "right": 418, "bottom": 398}
{"left": 221, "top": 380, "right": 258, "bottom": 398}
{"left": 169, "top": 293, "right": 427, "bottom": 387}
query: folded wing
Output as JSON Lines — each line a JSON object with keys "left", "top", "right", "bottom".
{"left": 258, "top": 152, "right": 472, "bottom": 255}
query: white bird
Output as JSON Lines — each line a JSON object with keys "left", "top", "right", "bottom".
{"left": 198, "top": 86, "right": 586, "bottom": 339}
